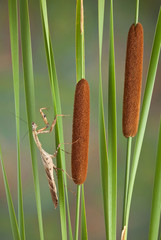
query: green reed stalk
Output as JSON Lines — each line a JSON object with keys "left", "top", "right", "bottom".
{"left": 39, "top": 0, "right": 73, "bottom": 239}
{"left": 19, "top": 0, "right": 44, "bottom": 239}
{"left": 81, "top": 184, "right": 88, "bottom": 240}
{"left": 0, "top": 148, "right": 21, "bottom": 240}
{"left": 98, "top": 0, "right": 109, "bottom": 239}
{"left": 8, "top": 0, "right": 25, "bottom": 238}
{"left": 135, "top": 0, "right": 139, "bottom": 25}
{"left": 108, "top": 0, "right": 117, "bottom": 239}
{"left": 149, "top": 118, "right": 161, "bottom": 240}
{"left": 122, "top": 137, "right": 132, "bottom": 228}
{"left": 75, "top": 185, "right": 81, "bottom": 240}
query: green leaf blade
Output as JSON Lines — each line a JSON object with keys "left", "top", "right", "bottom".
{"left": 108, "top": 1, "right": 117, "bottom": 239}
{"left": 149, "top": 118, "right": 161, "bottom": 240}
{"left": 98, "top": 1, "right": 109, "bottom": 238}
{"left": 8, "top": 0, "right": 26, "bottom": 239}
{"left": 99, "top": 89, "right": 109, "bottom": 239}
{"left": 19, "top": 0, "right": 44, "bottom": 239}
{"left": 39, "top": 0, "right": 75, "bottom": 239}
{"left": 0, "top": 148, "right": 21, "bottom": 240}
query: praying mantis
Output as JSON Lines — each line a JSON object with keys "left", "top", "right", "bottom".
{"left": 32, "top": 107, "right": 69, "bottom": 208}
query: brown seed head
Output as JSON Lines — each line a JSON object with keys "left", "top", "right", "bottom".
{"left": 72, "top": 79, "right": 90, "bottom": 185}
{"left": 123, "top": 23, "right": 144, "bottom": 138}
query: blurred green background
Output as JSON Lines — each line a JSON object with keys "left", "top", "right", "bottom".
{"left": 0, "top": 0, "right": 161, "bottom": 239}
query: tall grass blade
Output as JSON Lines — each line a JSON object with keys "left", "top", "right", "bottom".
{"left": 108, "top": 0, "right": 117, "bottom": 239}
{"left": 8, "top": 0, "right": 25, "bottom": 239}
{"left": 149, "top": 118, "right": 161, "bottom": 240}
{"left": 0, "top": 148, "right": 21, "bottom": 240}
{"left": 39, "top": 1, "right": 72, "bottom": 239}
{"left": 19, "top": 0, "right": 44, "bottom": 239}
{"left": 125, "top": 8, "right": 161, "bottom": 238}
{"left": 98, "top": 0, "right": 109, "bottom": 238}
{"left": 81, "top": 185, "right": 88, "bottom": 240}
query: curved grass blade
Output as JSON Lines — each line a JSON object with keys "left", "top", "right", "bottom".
{"left": 108, "top": 0, "right": 117, "bottom": 239}
{"left": 39, "top": 0, "right": 73, "bottom": 239}
{"left": 149, "top": 118, "right": 161, "bottom": 240}
{"left": 19, "top": 0, "right": 44, "bottom": 239}
{"left": 81, "top": 185, "right": 88, "bottom": 240}
{"left": 0, "top": 148, "right": 21, "bottom": 240}
{"left": 98, "top": 0, "right": 109, "bottom": 238}
{"left": 8, "top": 0, "right": 25, "bottom": 239}
{"left": 124, "top": 8, "right": 161, "bottom": 238}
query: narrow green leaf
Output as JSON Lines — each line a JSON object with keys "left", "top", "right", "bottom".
{"left": 81, "top": 185, "right": 88, "bottom": 240}
{"left": 39, "top": 0, "right": 74, "bottom": 239}
{"left": 149, "top": 118, "right": 161, "bottom": 240}
{"left": 98, "top": 0, "right": 109, "bottom": 239}
{"left": 125, "top": 7, "right": 161, "bottom": 238}
{"left": 19, "top": 0, "right": 44, "bottom": 239}
{"left": 0, "top": 148, "right": 21, "bottom": 240}
{"left": 8, "top": 0, "right": 25, "bottom": 239}
{"left": 108, "top": 0, "right": 117, "bottom": 239}
{"left": 65, "top": 187, "right": 73, "bottom": 240}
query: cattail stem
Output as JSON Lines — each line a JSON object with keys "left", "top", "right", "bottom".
{"left": 122, "top": 137, "right": 132, "bottom": 228}
{"left": 75, "top": 185, "right": 81, "bottom": 240}
{"left": 135, "top": 0, "right": 139, "bottom": 25}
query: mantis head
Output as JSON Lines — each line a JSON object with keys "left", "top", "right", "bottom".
{"left": 32, "top": 122, "right": 38, "bottom": 131}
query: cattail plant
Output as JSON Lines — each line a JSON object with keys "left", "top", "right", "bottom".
{"left": 72, "top": 0, "right": 89, "bottom": 239}
{"left": 122, "top": 21, "right": 144, "bottom": 239}
{"left": 72, "top": 78, "right": 90, "bottom": 185}
{"left": 1, "top": 1, "right": 161, "bottom": 240}
{"left": 71, "top": 78, "right": 90, "bottom": 240}
{"left": 123, "top": 8, "right": 161, "bottom": 239}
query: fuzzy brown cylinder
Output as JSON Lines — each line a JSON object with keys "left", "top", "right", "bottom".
{"left": 123, "top": 23, "right": 144, "bottom": 138}
{"left": 72, "top": 79, "right": 90, "bottom": 185}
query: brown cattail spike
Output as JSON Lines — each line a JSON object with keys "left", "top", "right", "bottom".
{"left": 123, "top": 23, "right": 144, "bottom": 138}
{"left": 72, "top": 79, "right": 90, "bottom": 185}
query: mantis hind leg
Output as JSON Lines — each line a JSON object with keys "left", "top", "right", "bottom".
{"left": 50, "top": 139, "right": 79, "bottom": 158}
